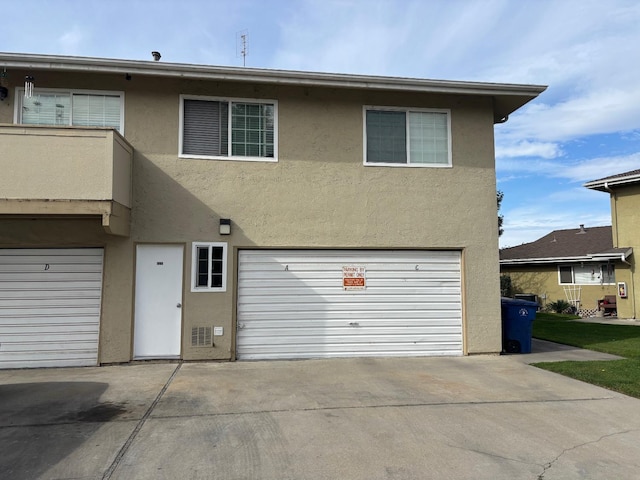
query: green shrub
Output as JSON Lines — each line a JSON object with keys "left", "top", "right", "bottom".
{"left": 500, "top": 274, "right": 514, "bottom": 297}
{"left": 545, "top": 299, "right": 574, "bottom": 314}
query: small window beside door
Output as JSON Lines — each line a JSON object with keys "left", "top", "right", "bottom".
{"left": 192, "top": 242, "right": 227, "bottom": 292}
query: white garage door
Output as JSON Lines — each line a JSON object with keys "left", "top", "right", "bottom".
{"left": 0, "top": 248, "right": 104, "bottom": 369}
{"left": 237, "top": 250, "right": 462, "bottom": 360}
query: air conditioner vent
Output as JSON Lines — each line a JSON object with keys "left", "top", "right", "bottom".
{"left": 191, "top": 326, "right": 213, "bottom": 347}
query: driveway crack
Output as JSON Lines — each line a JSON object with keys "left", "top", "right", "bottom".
{"left": 537, "top": 429, "right": 637, "bottom": 479}
{"left": 102, "top": 362, "right": 182, "bottom": 480}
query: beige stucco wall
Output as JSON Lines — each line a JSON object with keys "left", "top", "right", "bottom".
{"left": 501, "top": 265, "right": 617, "bottom": 312}
{"left": 0, "top": 126, "right": 132, "bottom": 207}
{"left": 1, "top": 69, "right": 503, "bottom": 361}
{"left": 610, "top": 184, "right": 640, "bottom": 318}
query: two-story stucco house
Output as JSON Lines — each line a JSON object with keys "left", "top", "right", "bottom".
{"left": 0, "top": 52, "right": 545, "bottom": 368}
{"left": 584, "top": 169, "right": 640, "bottom": 319}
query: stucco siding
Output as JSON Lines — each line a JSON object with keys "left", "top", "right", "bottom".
{"left": 502, "top": 265, "right": 617, "bottom": 312}
{"left": 121, "top": 82, "right": 502, "bottom": 358}
{"left": 611, "top": 185, "right": 640, "bottom": 318}
{"left": 1, "top": 69, "right": 505, "bottom": 361}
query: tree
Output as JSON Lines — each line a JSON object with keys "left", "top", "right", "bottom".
{"left": 497, "top": 190, "right": 504, "bottom": 237}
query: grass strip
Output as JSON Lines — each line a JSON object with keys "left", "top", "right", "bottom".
{"left": 532, "top": 313, "right": 640, "bottom": 398}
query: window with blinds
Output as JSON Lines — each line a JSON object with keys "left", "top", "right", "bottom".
{"left": 364, "top": 107, "right": 451, "bottom": 167}
{"left": 558, "top": 264, "right": 616, "bottom": 285}
{"left": 180, "top": 96, "right": 277, "bottom": 161}
{"left": 19, "top": 89, "right": 124, "bottom": 132}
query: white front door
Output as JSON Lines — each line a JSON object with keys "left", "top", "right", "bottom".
{"left": 134, "top": 244, "right": 183, "bottom": 358}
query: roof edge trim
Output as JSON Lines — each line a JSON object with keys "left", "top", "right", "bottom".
{"left": 500, "top": 249, "right": 632, "bottom": 265}
{"left": 0, "top": 52, "right": 547, "bottom": 97}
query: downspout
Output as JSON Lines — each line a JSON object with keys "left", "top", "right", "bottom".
{"left": 604, "top": 182, "right": 619, "bottom": 246}
{"left": 605, "top": 182, "right": 636, "bottom": 318}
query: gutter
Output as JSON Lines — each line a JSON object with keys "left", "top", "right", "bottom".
{"left": 500, "top": 249, "right": 633, "bottom": 266}
{"left": 0, "top": 52, "right": 547, "bottom": 97}
{"left": 584, "top": 175, "right": 640, "bottom": 190}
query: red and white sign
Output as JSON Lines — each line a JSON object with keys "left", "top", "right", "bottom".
{"left": 343, "top": 266, "right": 366, "bottom": 290}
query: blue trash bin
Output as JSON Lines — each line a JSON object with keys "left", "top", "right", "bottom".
{"left": 501, "top": 297, "right": 538, "bottom": 353}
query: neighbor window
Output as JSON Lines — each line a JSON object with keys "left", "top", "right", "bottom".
{"left": 558, "top": 264, "right": 615, "bottom": 285}
{"left": 17, "top": 89, "right": 124, "bottom": 133}
{"left": 180, "top": 96, "right": 277, "bottom": 161}
{"left": 192, "top": 242, "right": 227, "bottom": 292}
{"left": 364, "top": 107, "right": 451, "bottom": 166}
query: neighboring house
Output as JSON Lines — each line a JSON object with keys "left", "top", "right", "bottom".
{"left": 584, "top": 169, "right": 640, "bottom": 319}
{"left": 0, "top": 52, "right": 545, "bottom": 368}
{"left": 500, "top": 225, "right": 630, "bottom": 316}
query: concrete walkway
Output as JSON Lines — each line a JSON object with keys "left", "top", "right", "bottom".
{"left": 509, "top": 338, "right": 624, "bottom": 364}
{"left": 1, "top": 349, "right": 639, "bottom": 480}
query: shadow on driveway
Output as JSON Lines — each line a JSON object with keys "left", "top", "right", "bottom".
{"left": 0, "top": 381, "right": 127, "bottom": 480}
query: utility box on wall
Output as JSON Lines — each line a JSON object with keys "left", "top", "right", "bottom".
{"left": 618, "top": 282, "right": 627, "bottom": 298}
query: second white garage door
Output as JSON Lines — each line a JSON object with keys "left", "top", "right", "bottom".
{"left": 237, "top": 250, "right": 462, "bottom": 360}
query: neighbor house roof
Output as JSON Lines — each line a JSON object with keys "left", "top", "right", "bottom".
{"left": 500, "top": 225, "right": 633, "bottom": 265}
{"left": 584, "top": 169, "right": 640, "bottom": 191}
{"left": 0, "top": 52, "right": 546, "bottom": 124}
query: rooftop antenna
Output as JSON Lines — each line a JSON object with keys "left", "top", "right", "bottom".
{"left": 236, "top": 30, "right": 248, "bottom": 67}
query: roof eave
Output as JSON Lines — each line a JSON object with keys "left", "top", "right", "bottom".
{"left": 584, "top": 175, "right": 640, "bottom": 191}
{"left": 500, "top": 249, "right": 632, "bottom": 265}
{"left": 0, "top": 52, "right": 547, "bottom": 122}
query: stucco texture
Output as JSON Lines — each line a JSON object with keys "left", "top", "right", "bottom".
{"left": 1, "top": 70, "right": 504, "bottom": 361}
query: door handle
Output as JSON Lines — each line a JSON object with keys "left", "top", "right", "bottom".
{"left": 177, "top": 303, "right": 182, "bottom": 308}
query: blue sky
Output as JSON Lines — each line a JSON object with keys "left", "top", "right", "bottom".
{"left": 4, "top": 0, "right": 639, "bottom": 247}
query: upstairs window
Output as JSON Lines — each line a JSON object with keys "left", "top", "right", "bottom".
{"left": 364, "top": 107, "right": 451, "bottom": 167}
{"left": 16, "top": 89, "right": 124, "bottom": 133}
{"left": 180, "top": 96, "right": 277, "bottom": 161}
{"left": 192, "top": 242, "right": 227, "bottom": 292}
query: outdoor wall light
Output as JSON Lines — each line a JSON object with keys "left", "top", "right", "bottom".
{"left": 0, "top": 86, "right": 7, "bottom": 101}
{"left": 219, "top": 218, "right": 231, "bottom": 235}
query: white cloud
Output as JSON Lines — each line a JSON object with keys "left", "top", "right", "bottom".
{"left": 552, "top": 153, "right": 640, "bottom": 183}
{"left": 497, "top": 153, "right": 640, "bottom": 184}
{"left": 495, "top": 140, "right": 563, "bottom": 159}
{"left": 500, "top": 206, "right": 611, "bottom": 248}
{"left": 58, "top": 26, "right": 85, "bottom": 55}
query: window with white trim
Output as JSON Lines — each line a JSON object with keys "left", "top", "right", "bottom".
{"left": 192, "top": 242, "right": 227, "bottom": 292}
{"left": 16, "top": 89, "right": 124, "bottom": 133}
{"left": 558, "top": 264, "right": 615, "bottom": 285}
{"left": 180, "top": 95, "right": 277, "bottom": 161}
{"left": 364, "top": 107, "right": 451, "bottom": 167}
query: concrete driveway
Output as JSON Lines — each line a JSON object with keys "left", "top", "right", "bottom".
{"left": 1, "top": 344, "right": 639, "bottom": 479}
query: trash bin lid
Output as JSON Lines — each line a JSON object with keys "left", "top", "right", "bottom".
{"left": 501, "top": 297, "right": 539, "bottom": 307}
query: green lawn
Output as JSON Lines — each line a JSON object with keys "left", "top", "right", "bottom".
{"left": 532, "top": 313, "right": 640, "bottom": 398}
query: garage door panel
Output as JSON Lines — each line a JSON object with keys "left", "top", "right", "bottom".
{"left": 239, "top": 328, "right": 462, "bottom": 339}
{"left": 237, "top": 250, "right": 462, "bottom": 359}
{"left": 0, "top": 248, "right": 103, "bottom": 369}
{"left": 239, "top": 287, "right": 461, "bottom": 299}
{"left": 239, "top": 302, "right": 461, "bottom": 314}
{"left": 1, "top": 335, "right": 98, "bottom": 348}
{"left": 239, "top": 343, "right": 462, "bottom": 360}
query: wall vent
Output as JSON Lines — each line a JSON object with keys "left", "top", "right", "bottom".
{"left": 191, "top": 326, "right": 213, "bottom": 347}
